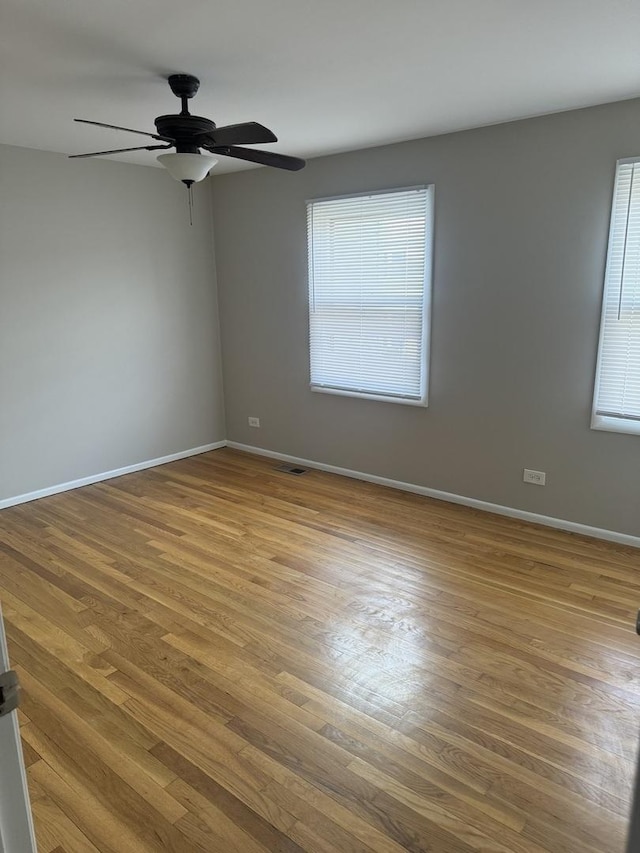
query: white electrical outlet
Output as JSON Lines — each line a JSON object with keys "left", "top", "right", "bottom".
{"left": 523, "top": 468, "right": 546, "bottom": 486}
{"left": 248, "top": 417, "right": 260, "bottom": 428}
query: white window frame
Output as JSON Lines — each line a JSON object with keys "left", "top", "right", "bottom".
{"left": 306, "top": 185, "right": 434, "bottom": 406}
{"left": 592, "top": 157, "right": 640, "bottom": 436}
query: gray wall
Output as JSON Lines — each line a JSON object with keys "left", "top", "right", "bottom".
{"left": 0, "top": 144, "right": 225, "bottom": 502}
{"left": 211, "top": 98, "right": 640, "bottom": 538}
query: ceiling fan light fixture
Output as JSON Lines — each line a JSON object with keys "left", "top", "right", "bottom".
{"left": 157, "top": 152, "right": 218, "bottom": 186}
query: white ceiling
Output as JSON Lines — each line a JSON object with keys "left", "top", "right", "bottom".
{"left": 2, "top": 0, "right": 640, "bottom": 174}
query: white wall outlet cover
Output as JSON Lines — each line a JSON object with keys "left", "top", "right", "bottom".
{"left": 523, "top": 469, "right": 546, "bottom": 485}
{"left": 248, "top": 417, "right": 260, "bottom": 427}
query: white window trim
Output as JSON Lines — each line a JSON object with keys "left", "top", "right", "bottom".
{"left": 591, "top": 156, "right": 640, "bottom": 436}
{"left": 591, "top": 413, "right": 640, "bottom": 436}
{"left": 307, "top": 185, "right": 434, "bottom": 407}
{"left": 311, "top": 385, "right": 429, "bottom": 406}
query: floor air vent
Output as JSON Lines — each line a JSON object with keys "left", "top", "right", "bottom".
{"left": 275, "top": 464, "right": 308, "bottom": 475}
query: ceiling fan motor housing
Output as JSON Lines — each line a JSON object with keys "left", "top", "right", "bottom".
{"left": 154, "top": 114, "right": 215, "bottom": 154}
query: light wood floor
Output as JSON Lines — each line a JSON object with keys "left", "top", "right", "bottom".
{"left": 1, "top": 448, "right": 639, "bottom": 852}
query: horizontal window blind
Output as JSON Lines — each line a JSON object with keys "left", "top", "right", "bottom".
{"left": 593, "top": 159, "right": 640, "bottom": 428}
{"left": 307, "top": 186, "right": 432, "bottom": 403}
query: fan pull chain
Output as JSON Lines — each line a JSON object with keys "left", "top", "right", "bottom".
{"left": 187, "top": 184, "right": 194, "bottom": 226}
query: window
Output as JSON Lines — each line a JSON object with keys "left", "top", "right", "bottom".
{"left": 307, "top": 186, "right": 433, "bottom": 405}
{"left": 592, "top": 158, "right": 640, "bottom": 435}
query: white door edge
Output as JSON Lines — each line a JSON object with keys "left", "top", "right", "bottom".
{"left": 0, "top": 607, "right": 37, "bottom": 853}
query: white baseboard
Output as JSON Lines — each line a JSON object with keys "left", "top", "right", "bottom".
{"left": 5, "top": 437, "right": 638, "bottom": 549}
{"left": 0, "top": 441, "right": 228, "bottom": 510}
{"left": 227, "top": 441, "right": 640, "bottom": 549}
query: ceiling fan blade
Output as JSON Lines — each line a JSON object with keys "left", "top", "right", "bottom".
{"left": 200, "top": 122, "right": 277, "bottom": 146}
{"left": 74, "top": 119, "right": 174, "bottom": 143}
{"left": 69, "top": 144, "right": 173, "bottom": 159}
{"left": 207, "top": 145, "right": 305, "bottom": 171}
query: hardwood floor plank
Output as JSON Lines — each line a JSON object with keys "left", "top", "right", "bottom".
{"left": 317, "top": 721, "right": 525, "bottom": 831}
{"left": 3, "top": 599, "right": 128, "bottom": 706}
{"left": 28, "top": 759, "right": 155, "bottom": 853}
{"left": 155, "top": 744, "right": 305, "bottom": 852}
{"left": 347, "top": 757, "right": 547, "bottom": 853}
{"left": 18, "top": 668, "right": 188, "bottom": 826}
{"left": 20, "top": 727, "right": 43, "bottom": 768}
{"left": 29, "top": 775, "right": 102, "bottom": 853}
{"left": 240, "top": 743, "right": 420, "bottom": 853}
{"left": 225, "top": 709, "right": 474, "bottom": 852}
{"left": 169, "top": 780, "right": 272, "bottom": 853}
{"left": 399, "top": 704, "right": 630, "bottom": 815}
{"left": 0, "top": 447, "right": 637, "bottom": 852}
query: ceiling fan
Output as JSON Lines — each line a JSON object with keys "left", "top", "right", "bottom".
{"left": 69, "top": 74, "right": 306, "bottom": 185}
